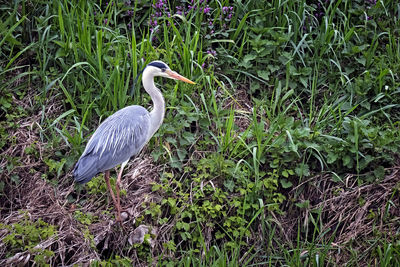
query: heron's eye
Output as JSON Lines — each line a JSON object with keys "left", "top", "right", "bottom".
{"left": 161, "top": 68, "right": 166, "bottom": 72}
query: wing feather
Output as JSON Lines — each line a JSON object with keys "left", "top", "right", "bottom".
{"left": 73, "top": 106, "right": 150, "bottom": 183}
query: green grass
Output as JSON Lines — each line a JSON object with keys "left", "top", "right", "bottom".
{"left": 0, "top": 0, "right": 399, "bottom": 266}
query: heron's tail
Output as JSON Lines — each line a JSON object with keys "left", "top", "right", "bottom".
{"left": 73, "top": 155, "right": 100, "bottom": 184}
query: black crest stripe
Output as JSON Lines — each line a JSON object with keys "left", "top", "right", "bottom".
{"left": 148, "top": 61, "right": 167, "bottom": 69}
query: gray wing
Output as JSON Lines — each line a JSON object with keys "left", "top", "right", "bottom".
{"left": 73, "top": 105, "right": 150, "bottom": 183}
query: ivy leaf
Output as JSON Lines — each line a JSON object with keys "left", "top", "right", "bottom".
{"left": 224, "top": 180, "right": 235, "bottom": 192}
{"left": 300, "top": 67, "right": 312, "bottom": 75}
{"left": 268, "top": 64, "right": 280, "bottom": 72}
{"left": 177, "top": 149, "right": 187, "bottom": 161}
{"left": 356, "top": 57, "right": 366, "bottom": 66}
{"left": 343, "top": 155, "right": 352, "bottom": 167}
{"left": 11, "top": 174, "right": 20, "bottom": 184}
{"left": 280, "top": 178, "right": 293, "bottom": 189}
{"left": 295, "top": 163, "right": 310, "bottom": 177}
{"left": 373, "top": 166, "right": 385, "bottom": 180}
{"left": 165, "top": 137, "right": 177, "bottom": 146}
{"left": 167, "top": 197, "right": 176, "bottom": 208}
{"left": 239, "top": 54, "right": 257, "bottom": 69}
{"left": 327, "top": 152, "right": 338, "bottom": 164}
{"left": 257, "top": 70, "right": 270, "bottom": 81}
{"left": 250, "top": 81, "right": 260, "bottom": 93}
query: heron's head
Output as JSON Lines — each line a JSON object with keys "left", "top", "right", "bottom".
{"left": 146, "top": 61, "right": 195, "bottom": 84}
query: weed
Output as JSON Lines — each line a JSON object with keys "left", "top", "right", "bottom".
{"left": 74, "top": 210, "right": 98, "bottom": 225}
{"left": 1, "top": 213, "right": 57, "bottom": 265}
{"left": 91, "top": 255, "right": 132, "bottom": 267}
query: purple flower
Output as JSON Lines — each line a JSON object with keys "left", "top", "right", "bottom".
{"left": 104, "top": 19, "right": 108, "bottom": 24}
{"left": 207, "top": 49, "right": 217, "bottom": 57}
{"left": 155, "top": 0, "right": 165, "bottom": 9}
{"left": 151, "top": 19, "right": 157, "bottom": 26}
{"left": 203, "top": 6, "right": 211, "bottom": 14}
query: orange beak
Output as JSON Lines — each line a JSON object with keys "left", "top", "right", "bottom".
{"left": 166, "top": 70, "right": 196, "bottom": 84}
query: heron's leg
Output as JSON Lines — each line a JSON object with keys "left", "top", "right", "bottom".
{"left": 104, "top": 170, "right": 120, "bottom": 221}
{"left": 115, "top": 160, "right": 128, "bottom": 213}
{"left": 115, "top": 164, "right": 125, "bottom": 220}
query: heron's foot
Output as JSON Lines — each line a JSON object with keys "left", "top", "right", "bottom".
{"left": 114, "top": 205, "right": 130, "bottom": 225}
{"left": 113, "top": 216, "right": 126, "bottom": 230}
{"left": 118, "top": 205, "right": 128, "bottom": 213}
{"left": 114, "top": 210, "right": 124, "bottom": 226}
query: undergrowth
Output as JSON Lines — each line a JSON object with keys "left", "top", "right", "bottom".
{"left": 1, "top": 0, "right": 399, "bottom": 266}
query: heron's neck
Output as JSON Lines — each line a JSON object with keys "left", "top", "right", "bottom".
{"left": 142, "top": 72, "right": 165, "bottom": 138}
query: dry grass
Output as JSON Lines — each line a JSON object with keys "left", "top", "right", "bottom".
{"left": 279, "top": 165, "right": 400, "bottom": 264}
{"left": 223, "top": 83, "right": 253, "bottom": 132}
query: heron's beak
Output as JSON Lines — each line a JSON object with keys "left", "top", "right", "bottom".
{"left": 166, "top": 70, "right": 196, "bottom": 84}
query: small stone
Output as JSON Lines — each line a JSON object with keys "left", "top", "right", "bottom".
{"left": 128, "top": 225, "right": 149, "bottom": 245}
{"left": 120, "top": 211, "right": 129, "bottom": 221}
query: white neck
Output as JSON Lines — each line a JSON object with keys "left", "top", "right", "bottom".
{"left": 142, "top": 70, "right": 165, "bottom": 139}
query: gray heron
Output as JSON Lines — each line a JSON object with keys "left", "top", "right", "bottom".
{"left": 73, "top": 61, "right": 195, "bottom": 222}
